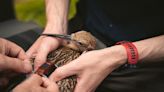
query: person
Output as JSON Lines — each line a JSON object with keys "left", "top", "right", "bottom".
{"left": 27, "top": 0, "right": 164, "bottom": 92}
{"left": 0, "top": 38, "right": 58, "bottom": 92}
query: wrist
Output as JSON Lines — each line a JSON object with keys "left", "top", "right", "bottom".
{"left": 116, "top": 41, "right": 139, "bottom": 66}
{"left": 111, "top": 45, "right": 127, "bottom": 65}
{"left": 101, "top": 45, "right": 127, "bottom": 68}
{"left": 43, "top": 22, "right": 67, "bottom": 34}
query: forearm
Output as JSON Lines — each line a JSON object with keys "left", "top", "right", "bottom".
{"left": 118, "top": 35, "right": 164, "bottom": 65}
{"left": 134, "top": 35, "right": 164, "bottom": 63}
{"left": 102, "top": 35, "right": 164, "bottom": 67}
{"left": 44, "top": 0, "right": 70, "bottom": 34}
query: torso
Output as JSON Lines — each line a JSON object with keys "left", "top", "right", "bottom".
{"left": 83, "top": 0, "right": 164, "bottom": 45}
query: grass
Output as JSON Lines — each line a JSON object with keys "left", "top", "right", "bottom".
{"left": 15, "top": 0, "right": 78, "bottom": 27}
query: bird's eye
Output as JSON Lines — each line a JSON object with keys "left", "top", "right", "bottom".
{"left": 78, "top": 42, "right": 83, "bottom": 45}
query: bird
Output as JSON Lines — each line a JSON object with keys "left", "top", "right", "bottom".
{"left": 35, "top": 31, "right": 96, "bottom": 92}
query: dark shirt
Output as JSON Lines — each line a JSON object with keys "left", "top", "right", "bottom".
{"left": 77, "top": 0, "right": 164, "bottom": 92}
{"left": 84, "top": 0, "right": 164, "bottom": 46}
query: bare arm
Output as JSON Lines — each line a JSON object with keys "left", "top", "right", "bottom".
{"left": 103, "top": 35, "right": 164, "bottom": 65}
{"left": 27, "top": 0, "right": 70, "bottom": 68}
{"left": 134, "top": 35, "right": 164, "bottom": 63}
{"left": 44, "top": 0, "right": 70, "bottom": 34}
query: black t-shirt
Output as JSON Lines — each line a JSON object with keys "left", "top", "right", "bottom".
{"left": 83, "top": 0, "right": 164, "bottom": 45}
{"left": 77, "top": 0, "right": 164, "bottom": 92}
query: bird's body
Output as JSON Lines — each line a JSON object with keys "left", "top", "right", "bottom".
{"left": 35, "top": 31, "right": 96, "bottom": 92}
{"left": 47, "top": 47, "right": 81, "bottom": 92}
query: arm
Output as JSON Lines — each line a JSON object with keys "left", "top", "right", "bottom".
{"left": 44, "top": 0, "right": 70, "bottom": 34}
{"left": 134, "top": 35, "right": 164, "bottom": 62}
{"left": 27, "top": 0, "right": 70, "bottom": 69}
{"left": 50, "top": 35, "right": 164, "bottom": 92}
{"left": 102, "top": 34, "right": 164, "bottom": 65}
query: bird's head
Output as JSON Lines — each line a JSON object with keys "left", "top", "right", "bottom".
{"left": 66, "top": 31, "right": 96, "bottom": 52}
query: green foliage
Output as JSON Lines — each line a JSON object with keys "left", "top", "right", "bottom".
{"left": 69, "top": 0, "right": 79, "bottom": 19}
{"left": 15, "top": 0, "right": 46, "bottom": 27}
{"left": 15, "top": 0, "right": 78, "bottom": 27}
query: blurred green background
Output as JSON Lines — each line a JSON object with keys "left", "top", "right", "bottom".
{"left": 15, "top": 0, "right": 78, "bottom": 27}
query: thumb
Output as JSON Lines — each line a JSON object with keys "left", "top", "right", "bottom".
{"left": 34, "top": 43, "right": 51, "bottom": 69}
{"left": 34, "top": 37, "right": 60, "bottom": 69}
{"left": 12, "top": 74, "right": 43, "bottom": 92}
{"left": 25, "top": 74, "right": 43, "bottom": 85}
{"left": 0, "top": 54, "right": 32, "bottom": 73}
{"left": 49, "top": 60, "right": 80, "bottom": 81}
{"left": 26, "top": 36, "right": 44, "bottom": 58}
{"left": 42, "top": 77, "right": 59, "bottom": 92}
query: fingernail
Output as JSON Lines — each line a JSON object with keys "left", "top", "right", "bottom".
{"left": 42, "top": 75, "right": 48, "bottom": 78}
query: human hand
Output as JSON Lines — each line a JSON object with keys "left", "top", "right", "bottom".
{"left": 26, "top": 35, "right": 63, "bottom": 69}
{"left": 50, "top": 45, "right": 127, "bottom": 92}
{"left": 0, "top": 38, "right": 31, "bottom": 72}
{"left": 0, "top": 38, "right": 32, "bottom": 88}
{"left": 13, "top": 74, "right": 59, "bottom": 92}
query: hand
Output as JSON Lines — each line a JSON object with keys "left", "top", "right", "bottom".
{"left": 13, "top": 74, "right": 59, "bottom": 92}
{"left": 27, "top": 0, "right": 69, "bottom": 69}
{"left": 0, "top": 38, "right": 31, "bottom": 72}
{"left": 0, "top": 38, "right": 32, "bottom": 88}
{"left": 50, "top": 45, "right": 127, "bottom": 92}
{"left": 26, "top": 35, "right": 62, "bottom": 69}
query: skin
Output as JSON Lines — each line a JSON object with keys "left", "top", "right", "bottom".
{"left": 26, "top": 0, "right": 69, "bottom": 70}
{"left": 0, "top": 38, "right": 31, "bottom": 73}
{"left": 27, "top": 0, "right": 164, "bottom": 92}
{"left": 0, "top": 38, "right": 31, "bottom": 88}
{"left": 13, "top": 74, "right": 59, "bottom": 92}
{"left": 0, "top": 38, "right": 57, "bottom": 91}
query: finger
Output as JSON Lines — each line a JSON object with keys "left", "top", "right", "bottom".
{"left": 49, "top": 60, "right": 80, "bottom": 81}
{"left": 42, "top": 77, "right": 50, "bottom": 87}
{"left": 26, "top": 36, "right": 44, "bottom": 58}
{"left": 17, "top": 49, "right": 27, "bottom": 60}
{"left": 34, "top": 43, "right": 51, "bottom": 69}
{"left": 13, "top": 84, "right": 47, "bottom": 92}
{"left": 0, "top": 54, "right": 32, "bottom": 73}
{"left": 13, "top": 74, "right": 46, "bottom": 92}
{"left": 42, "top": 77, "right": 59, "bottom": 92}
{"left": 42, "top": 77, "right": 53, "bottom": 87}
{"left": 5, "top": 39, "right": 27, "bottom": 59}
{"left": 34, "top": 37, "right": 60, "bottom": 69}
{"left": 24, "top": 74, "right": 43, "bottom": 85}
{"left": 23, "top": 59, "right": 33, "bottom": 72}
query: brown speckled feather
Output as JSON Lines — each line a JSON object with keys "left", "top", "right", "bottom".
{"left": 34, "top": 31, "right": 96, "bottom": 92}
{"left": 47, "top": 47, "right": 81, "bottom": 92}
